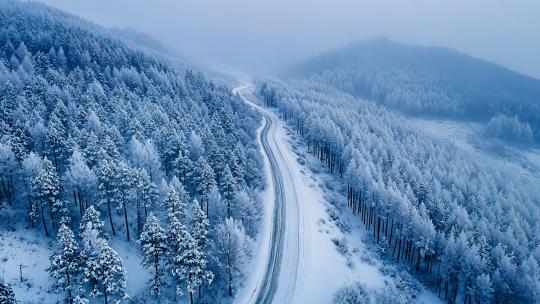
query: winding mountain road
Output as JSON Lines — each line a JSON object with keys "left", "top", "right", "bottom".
{"left": 233, "top": 84, "right": 301, "bottom": 304}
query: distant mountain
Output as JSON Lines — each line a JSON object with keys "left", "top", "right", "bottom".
{"left": 287, "top": 38, "right": 540, "bottom": 142}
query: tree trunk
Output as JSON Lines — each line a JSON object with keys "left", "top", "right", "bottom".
{"left": 74, "top": 190, "right": 81, "bottom": 218}
{"left": 40, "top": 201, "right": 50, "bottom": 236}
{"left": 107, "top": 199, "right": 116, "bottom": 236}
{"left": 28, "top": 197, "right": 35, "bottom": 228}
{"left": 104, "top": 282, "right": 109, "bottom": 304}
{"left": 66, "top": 270, "right": 73, "bottom": 304}
{"left": 48, "top": 197, "right": 56, "bottom": 230}
{"left": 397, "top": 239, "right": 402, "bottom": 262}
{"left": 123, "top": 201, "right": 130, "bottom": 242}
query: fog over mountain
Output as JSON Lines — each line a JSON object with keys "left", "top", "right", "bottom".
{"left": 39, "top": 0, "right": 540, "bottom": 78}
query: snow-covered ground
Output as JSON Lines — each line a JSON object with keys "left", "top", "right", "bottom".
{"left": 0, "top": 227, "right": 60, "bottom": 304}
{"left": 235, "top": 84, "right": 441, "bottom": 303}
{"left": 0, "top": 221, "right": 150, "bottom": 303}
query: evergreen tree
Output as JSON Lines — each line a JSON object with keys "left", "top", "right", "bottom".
{"left": 96, "top": 159, "right": 118, "bottom": 236}
{"left": 220, "top": 165, "right": 236, "bottom": 218}
{"left": 193, "top": 157, "right": 216, "bottom": 211}
{"left": 34, "top": 157, "right": 61, "bottom": 235}
{"left": 138, "top": 213, "right": 167, "bottom": 296}
{"left": 82, "top": 237, "right": 127, "bottom": 304}
{"left": 190, "top": 203, "right": 213, "bottom": 298}
{"left": 46, "top": 100, "right": 71, "bottom": 171}
{"left": 165, "top": 187, "right": 186, "bottom": 223}
{"left": 80, "top": 205, "right": 106, "bottom": 239}
{"left": 64, "top": 149, "right": 97, "bottom": 218}
{"left": 22, "top": 152, "right": 43, "bottom": 227}
{"left": 0, "top": 143, "right": 17, "bottom": 207}
{"left": 230, "top": 143, "right": 246, "bottom": 186}
{"left": 173, "top": 152, "right": 192, "bottom": 186}
{"left": 474, "top": 274, "right": 494, "bottom": 304}
{"left": 167, "top": 216, "right": 197, "bottom": 302}
{"left": 212, "top": 218, "right": 252, "bottom": 297}
{"left": 133, "top": 169, "right": 158, "bottom": 234}
{"left": 112, "top": 161, "right": 134, "bottom": 242}
{"left": 49, "top": 222, "right": 81, "bottom": 304}
{"left": 0, "top": 279, "right": 16, "bottom": 304}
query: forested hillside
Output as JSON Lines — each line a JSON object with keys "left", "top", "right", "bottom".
{"left": 0, "top": 0, "right": 263, "bottom": 302}
{"left": 257, "top": 78, "right": 540, "bottom": 303}
{"left": 287, "top": 38, "right": 540, "bottom": 143}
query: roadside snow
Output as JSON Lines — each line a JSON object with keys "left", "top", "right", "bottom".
{"left": 234, "top": 107, "right": 275, "bottom": 304}
{"left": 279, "top": 121, "right": 441, "bottom": 304}
{"left": 235, "top": 83, "right": 440, "bottom": 303}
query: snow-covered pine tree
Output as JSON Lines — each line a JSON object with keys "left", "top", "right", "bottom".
{"left": 72, "top": 295, "right": 89, "bottom": 304}
{"left": 474, "top": 273, "right": 494, "bottom": 304}
{"left": 193, "top": 157, "right": 216, "bottom": 212}
{"left": 112, "top": 161, "right": 134, "bottom": 242}
{"left": 22, "top": 152, "right": 43, "bottom": 227}
{"left": 49, "top": 222, "right": 81, "bottom": 304}
{"left": 0, "top": 279, "right": 16, "bottom": 304}
{"left": 220, "top": 164, "right": 237, "bottom": 218}
{"left": 0, "top": 143, "right": 17, "bottom": 207}
{"left": 236, "top": 191, "right": 261, "bottom": 236}
{"left": 138, "top": 213, "right": 167, "bottom": 296}
{"left": 206, "top": 185, "right": 222, "bottom": 223}
{"left": 64, "top": 149, "right": 97, "bottom": 218}
{"left": 80, "top": 205, "right": 106, "bottom": 239}
{"left": 46, "top": 100, "right": 71, "bottom": 171}
{"left": 34, "top": 156, "right": 61, "bottom": 235}
{"left": 133, "top": 168, "right": 158, "bottom": 234}
{"left": 191, "top": 203, "right": 210, "bottom": 250}
{"left": 83, "top": 237, "right": 127, "bottom": 304}
{"left": 96, "top": 159, "right": 118, "bottom": 236}
{"left": 173, "top": 152, "right": 192, "bottom": 186}
{"left": 165, "top": 187, "right": 186, "bottom": 223}
{"left": 167, "top": 215, "right": 198, "bottom": 303}
{"left": 230, "top": 142, "right": 246, "bottom": 186}
{"left": 212, "top": 218, "right": 253, "bottom": 297}
{"left": 190, "top": 203, "right": 213, "bottom": 298}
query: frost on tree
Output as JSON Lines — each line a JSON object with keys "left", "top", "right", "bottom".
{"left": 82, "top": 237, "right": 127, "bottom": 304}
{"left": 212, "top": 218, "right": 252, "bottom": 297}
{"left": 138, "top": 213, "right": 167, "bottom": 295}
{"left": 0, "top": 279, "right": 16, "bottom": 304}
{"left": 49, "top": 222, "right": 81, "bottom": 304}
{"left": 256, "top": 78, "right": 540, "bottom": 303}
{"left": 0, "top": 1, "right": 263, "bottom": 299}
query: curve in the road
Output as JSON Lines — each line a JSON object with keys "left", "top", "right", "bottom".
{"left": 255, "top": 111, "right": 287, "bottom": 304}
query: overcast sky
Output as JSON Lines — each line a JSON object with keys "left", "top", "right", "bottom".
{"left": 40, "top": 0, "right": 540, "bottom": 78}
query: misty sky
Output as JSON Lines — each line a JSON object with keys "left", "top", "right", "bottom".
{"left": 40, "top": 0, "right": 540, "bottom": 78}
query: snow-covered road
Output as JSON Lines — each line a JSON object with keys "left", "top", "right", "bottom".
{"left": 234, "top": 84, "right": 301, "bottom": 304}
{"left": 233, "top": 84, "right": 387, "bottom": 304}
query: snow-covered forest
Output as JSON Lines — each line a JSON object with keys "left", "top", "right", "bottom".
{"left": 2, "top": 0, "right": 540, "bottom": 303}
{"left": 257, "top": 78, "right": 540, "bottom": 303}
{"left": 0, "top": 1, "right": 264, "bottom": 302}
